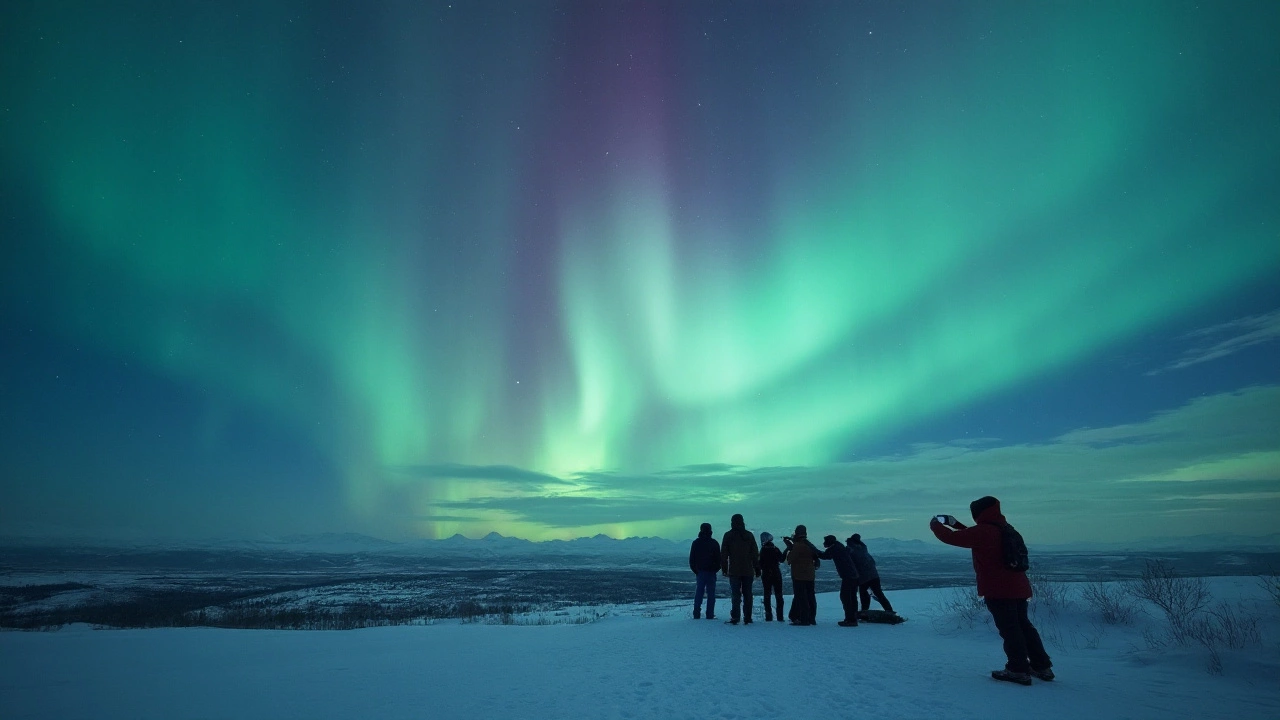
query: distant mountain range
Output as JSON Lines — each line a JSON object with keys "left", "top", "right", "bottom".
{"left": 2, "top": 531, "right": 1277, "bottom": 556}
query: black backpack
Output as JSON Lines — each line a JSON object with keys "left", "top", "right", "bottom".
{"left": 998, "top": 522, "right": 1030, "bottom": 573}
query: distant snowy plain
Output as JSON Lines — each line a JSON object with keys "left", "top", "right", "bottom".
{"left": 2, "top": 577, "right": 1277, "bottom": 720}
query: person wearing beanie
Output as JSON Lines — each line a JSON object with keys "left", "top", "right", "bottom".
{"left": 931, "top": 496, "right": 1052, "bottom": 686}
{"left": 781, "top": 524, "right": 821, "bottom": 625}
{"left": 758, "top": 531, "right": 785, "bottom": 621}
{"left": 846, "top": 534, "right": 894, "bottom": 615}
{"left": 688, "top": 522, "right": 721, "bottom": 620}
{"left": 816, "top": 534, "right": 861, "bottom": 626}
{"left": 719, "top": 513, "right": 760, "bottom": 624}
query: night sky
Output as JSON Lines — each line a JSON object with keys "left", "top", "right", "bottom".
{"left": 2, "top": 1, "right": 1278, "bottom": 545}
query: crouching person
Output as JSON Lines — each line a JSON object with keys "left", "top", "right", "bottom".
{"left": 817, "top": 535, "right": 860, "bottom": 626}
{"left": 847, "top": 534, "right": 894, "bottom": 616}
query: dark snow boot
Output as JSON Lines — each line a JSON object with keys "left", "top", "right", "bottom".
{"left": 837, "top": 619, "right": 859, "bottom": 627}
{"left": 991, "top": 670, "right": 1032, "bottom": 686}
{"left": 1030, "top": 668, "right": 1055, "bottom": 682}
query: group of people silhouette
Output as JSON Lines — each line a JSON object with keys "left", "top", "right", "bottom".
{"left": 688, "top": 513, "right": 894, "bottom": 626}
{"left": 687, "top": 497, "right": 1055, "bottom": 687}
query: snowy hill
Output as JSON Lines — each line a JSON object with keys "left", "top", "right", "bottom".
{"left": 1, "top": 577, "right": 1276, "bottom": 719}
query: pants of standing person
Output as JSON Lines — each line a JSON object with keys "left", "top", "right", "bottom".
{"left": 729, "top": 574, "right": 754, "bottom": 622}
{"left": 693, "top": 570, "right": 717, "bottom": 618}
{"left": 760, "top": 569, "right": 784, "bottom": 621}
{"left": 859, "top": 577, "right": 894, "bottom": 613}
{"left": 806, "top": 582, "right": 818, "bottom": 623}
{"left": 791, "top": 580, "right": 816, "bottom": 624}
{"left": 839, "top": 577, "right": 860, "bottom": 623}
{"left": 984, "top": 598, "right": 1052, "bottom": 674}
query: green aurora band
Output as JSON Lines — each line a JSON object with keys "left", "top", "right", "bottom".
{"left": 2, "top": 2, "right": 1277, "bottom": 539}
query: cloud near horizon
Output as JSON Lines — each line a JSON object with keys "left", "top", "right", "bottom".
{"left": 407, "top": 385, "right": 1280, "bottom": 544}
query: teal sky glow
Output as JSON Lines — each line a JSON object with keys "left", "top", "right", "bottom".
{"left": 2, "top": 1, "right": 1278, "bottom": 544}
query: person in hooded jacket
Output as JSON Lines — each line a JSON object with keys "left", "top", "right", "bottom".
{"left": 816, "top": 535, "right": 860, "bottom": 626}
{"left": 689, "top": 522, "right": 721, "bottom": 619}
{"left": 846, "top": 534, "right": 894, "bottom": 615}
{"left": 720, "top": 513, "right": 760, "bottom": 625}
{"left": 758, "top": 532, "right": 785, "bottom": 621}
{"left": 931, "top": 496, "right": 1053, "bottom": 686}
{"left": 782, "top": 525, "right": 820, "bottom": 625}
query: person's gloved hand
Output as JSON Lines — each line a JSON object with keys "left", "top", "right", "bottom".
{"left": 941, "top": 515, "right": 958, "bottom": 527}
{"left": 782, "top": 536, "right": 794, "bottom": 547}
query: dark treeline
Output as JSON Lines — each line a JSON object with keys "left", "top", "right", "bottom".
{"left": 4, "top": 552, "right": 1274, "bottom": 631}
{"left": 1, "top": 589, "right": 538, "bottom": 631}
{"left": 0, "top": 582, "right": 93, "bottom": 605}
{"left": 0, "top": 569, "right": 691, "bottom": 630}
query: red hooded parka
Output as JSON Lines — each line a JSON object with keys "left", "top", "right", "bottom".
{"left": 930, "top": 499, "right": 1032, "bottom": 600}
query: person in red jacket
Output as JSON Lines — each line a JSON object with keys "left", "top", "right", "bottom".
{"left": 930, "top": 496, "right": 1053, "bottom": 686}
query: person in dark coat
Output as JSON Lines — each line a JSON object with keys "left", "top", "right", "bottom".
{"left": 720, "top": 513, "right": 760, "bottom": 625}
{"left": 847, "top": 534, "right": 894, "bottom": 614}
{"left": 782, "top": 525, "right": 820, "bottom": 625}
{"left": 816, "top": 535, "right": 860, "bottom": 626}
{"left": 931, "top": 496, "right": 1053, "bottom": 685}
{"left": 758, "top": 532, "right": 785, "bottom": 621}
{"left": 689, "top": 522, "right": 720, "bottom": 620}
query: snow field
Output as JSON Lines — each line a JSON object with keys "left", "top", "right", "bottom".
{"left": 1, "top": 578, "right": 1277, "bottom": 719}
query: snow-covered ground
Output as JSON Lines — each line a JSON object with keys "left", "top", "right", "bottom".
{"left": 2, "top": 577, "right": 1276, "bottom": 719}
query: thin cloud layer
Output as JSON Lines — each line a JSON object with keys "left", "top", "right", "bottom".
{"left": 1154, "top": 309, "right": 1280, "bottom": 373}
{"left": 423, "top": 386, "right": 1280, "bottom": 543}
{"left": 391, "top": 464, "right": 570, "bottom": 486}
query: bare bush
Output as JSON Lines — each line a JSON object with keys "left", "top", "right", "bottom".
{"left": 1179, "top": 602, "right": 1263, "bottom": 675}
{"left": 1128, "top": 560, "right": 1211, "bottom": 642}
{"left": 1205, "top": 602, "right": 1262, "bottom": 649}
{"left": 1141, "top": 625, "right": 1168, "bottom": 650}
{"left": 1081, "top": 580, "right": 1137, "bottom": 625}
{"left": 1185, "top": 616, "right": 1225, "bottom": 675}
{"left": 1259, "top": 572, "right": 1280, "bottom": 609}
{"left": 1080, "top": 621, "right": 1106, "bottom": 650}
{"left": 929, "top": 586, "right": 987, "bottom": 632}
{"left": 1029, "top": 571, "right": 1072, "bottom": 613}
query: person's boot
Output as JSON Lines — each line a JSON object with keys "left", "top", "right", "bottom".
{"left": 1029, "top": 667, "right": 1055, "bottom": 682}
{"left": 693, "top": 610, "right": 701, "bottom": 620}
{"left": 837, "top": 619, "right": 859, "bottom": 627}
{"left": 991, "top": 669, "right": 1032, "bottom": 686}
{"left": 744, "top": 615, "right": 753, "bottom": 625}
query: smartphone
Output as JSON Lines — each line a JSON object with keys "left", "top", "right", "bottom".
{"left": 934, "top": 515, "right": 949, "bottom": 524}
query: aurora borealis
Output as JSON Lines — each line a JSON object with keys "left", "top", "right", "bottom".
{"left": 2, "top": 1, "right": 1278, "bottom": 544}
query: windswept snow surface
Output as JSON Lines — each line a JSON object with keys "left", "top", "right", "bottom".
{"left": 2, "top": 578, "right": 1277, "bottom": 719}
